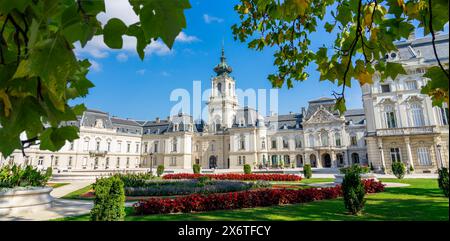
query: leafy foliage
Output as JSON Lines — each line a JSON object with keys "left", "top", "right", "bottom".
{"left": 113, "top": 172, "right": 154, "bottom": 187}
{"left": 243, "top": 164, "right": 252, "bottom": 174}
{"left": 303, "top": 164, "right": 312, "bottom": 179}
{"left": 342, "top": 166, "right": 366, "bottom": 215}
{"left": 156, "top": 164, "right": 164, "bottom": 177}
{"left": 437, "top": 167, "right": 449, "bottom": 197}
{"left": 232, "top": 0, "right": 449, "bottom": 114}
{"left": 0, "top": 0, "right": 191, "bottom": 157}
{"left": 340, "top": 164, "right": 369, "bottom": 174}
{"left": 90, "top": 176, "right": 125, "bottom": 221}
{"left": 0, "top": 164, "right": 52, "bottom": 188}
{"left": 391, "top": 161, "right": 406, "bottom": 179}
{"left": 193, "top": 164, "right": 201, "bottom": 174}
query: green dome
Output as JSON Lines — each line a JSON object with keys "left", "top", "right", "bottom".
{"left": 214, "top": 48, "right": 232, "bottom": 76}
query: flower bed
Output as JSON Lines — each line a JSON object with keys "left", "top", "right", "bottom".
{"left": 163, "top": 173, "right": 302, "bottom": 182}
{"left": 133, "top": 179, "right": 384, "bottom": 215}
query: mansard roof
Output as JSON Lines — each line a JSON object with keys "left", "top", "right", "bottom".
{"left": 393, "top": 33, "right": 449, "bottom": 64}
{"left": 344, "top": 108, "right": 366, "bottom": 125}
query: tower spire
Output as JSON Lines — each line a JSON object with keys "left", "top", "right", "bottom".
{"left": 214, "top": 43, "right": 232, "bottom": 76}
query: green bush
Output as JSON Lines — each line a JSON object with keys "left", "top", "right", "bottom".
{"left": 391, "top": 162, "right": 406, "bottom": 179}
{"left": 438, "top": 168, "right": 449, "bottom": 197}
{"left": 340, "top": 164, "right": 369, "bottom": 175}
{"left": 243, "top": 164, "right": 252, "bottom": 174}
{"left": 0, "top": 164, "right": 52, "bottom": 188}
{"left": 193, "top": 164, "right": 201, "bottom": 174}
{"left": 156, "top": 165, "right": 164, "bottom": 177}
{"left": 342, "top": 168, "right": 366, "bottom": 215}
{"left": 196, "top": 176, "right": 212, "bottom": 187}
{"left": 113, "top": 173, "right": 153, "bottom": 187}
{"left": 303, "top": 164, "right": 312, "bottom": 179}
{"left": 90, "top": 176, "right": 125, "bottom": 221}
{"left": 409, "top": 165, "right": 414, "bottom": 173}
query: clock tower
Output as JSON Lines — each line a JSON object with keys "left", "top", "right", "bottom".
{"left": 207, "top": 48, "right": 238, "bottom": 132}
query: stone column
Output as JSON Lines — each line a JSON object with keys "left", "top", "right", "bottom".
{"left": 404, "top": 137, "right": 415, "bottom": 170}
{"left": 316, "top": 150, "right": 321, "bottom": 168}
{"left": 378, "top": 140, "right": 387, "bottom": 174}
{"left": 343, "top": 151, "right": 348, "bottom": 167}
{"left": 331, "top": 150, "right": 337, "bottom": 168}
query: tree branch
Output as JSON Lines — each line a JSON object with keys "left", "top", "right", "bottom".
{"left": 428, "top": 0, "right": 449, "bottom": 79}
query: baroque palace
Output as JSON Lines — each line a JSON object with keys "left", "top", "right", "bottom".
{"left": 1, "top": 34, "right": 448, "bottom": 173}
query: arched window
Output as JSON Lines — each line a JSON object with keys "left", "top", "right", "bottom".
{"left": 309, "top": 134, "right": 315, "bottom": 147}
{"left": 282, "top": 137, "right": 289, "bottom": 149}
{"left": 217, "top": 82, "right": 222, "bottom": 94}
{"left": 320, "top": 131, "right": 329, "bottom": 146}
{"left": 83, "top": 138, "right": 90, "bottom": 151}
{"left": 410, "top": 103, "right": 425, "bottom": 127}
{"left": 384, "top": 105, "right": 397, "bottom": 128}
{"left": 335, "top": 132, "right": 341, "bottom": 146}
{"left": 351, "top": 153, "right": 360, "bottom": 164}
{"left": 240, "top": 135, "right": 246, "bottom": 150}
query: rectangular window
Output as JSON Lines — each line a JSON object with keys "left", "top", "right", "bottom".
{"left": 335, "top": 133, "right": 341, "bottom": 146}
{"left": 54, "top": 156, "right": 59, "bottom": 166}
{"left": 351, "top": 136, "right": 357, "bottom": 146}
{"left": 127, "top": 143, "right": 131, "bottom": 153}
{"left": 116, "top": 157, "right": 120, "bottom": 168}
{"left": 117, "top": 142, "right": 122, "bottom": 152}
{"left": 261, "top": 140, "right": 266, "bottom": 149}
{"left": 390, "top": 148, "right": 401, "bottom": 163}
{"left": 126, "top": 157, "right": 130, "bottom": 168}
{"left": 96, "top": 141, "right": 100, "bottom": 151}
{"left": 136, "top": 144, "right": 139, "bottom": 153}
{"left": 406, "top": 81, "right": 417, "bottom": 90}
{"left": 107, "top": 142, "right": 111, "bottom": 152}
{"left": 154, "top": 142, "right": 158, "bottom": 153}
{"left": 417, "top": 147, "right": 432, "bottom": 166}
{"left": 38, "top": 156, "right": 44, "bottom": 165}
{"left": 381, "top": 84, "right": 391, "bottom": 93}
{"left": 70, "top": 142, "right": 74, "bottom": 151}
{"left": 170, "top": 157, "right": 177, "bottom": 166}
{"left": 271, "top": 139, "right": 277, "bottom": 149}
{"left": 105, "top": 157, "right": 109, "bottom": 168}
{"left": 83, "top": 140, "right": 89, "bottom": 151}
{"left": 439, "top": 107, "right": 449, "bottom": 125}
{"left": 68, "top": 157, "right": 72, "bottom": 167}
{"left": 283, "top": 139, "right": 289, "bottom": 149}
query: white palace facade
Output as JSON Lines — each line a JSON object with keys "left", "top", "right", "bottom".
{"left": 1, "top": 34, "right": 448, "bottom": 173}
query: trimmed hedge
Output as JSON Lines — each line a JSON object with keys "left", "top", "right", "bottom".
{"left": 163, "top": 173, "right": 302, "bottom": 182}
{"left": 438, "top": 168, "right": 449, "bottom": 197}
{"left": 303, "top": 164, "right": 312, "bottom": 179}
{"left": 193, "top": 164, "right": 201, "bottom": 174}
{"left": 342, "top": 168, "right": 366, "bottom": 215}
{"left": 134, "top": 179, "right": 384, "bottom": 215}
{"left": 90, "top": 176, "right": 125, "bottom": 221}
{"left": 392, "top": 162, "right": 406, "bottom": 179}
{"left": 156, "top": 165, "right": 164, "bottom": 177}
{"left": 243, "top": 164, "right": 251, "bottom": 174}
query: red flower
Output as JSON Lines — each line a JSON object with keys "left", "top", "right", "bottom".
{"left": 162, "top": 173, "right": 302, "bottom": 182}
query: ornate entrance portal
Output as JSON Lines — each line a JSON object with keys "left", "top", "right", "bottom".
{"left": 322, "top": 153, "right": 332, "bottom": 168}
{"left": 209, "top": 156, "right": 217, "bottom": 169}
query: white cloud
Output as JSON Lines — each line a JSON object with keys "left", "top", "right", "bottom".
{"left": 203, "top": 14, "right": 224, "bottom": 24}
{"left": 89, "top": 60, "right": 102, "bottom": 72}
{"left": 116, "top": 52, "right": 129, "bottom": 62}
{"left": 175, "top": 32, "right": 200, "bottom": 43}
{"left": 97, "top": 0, "right": 139, "bottom": 26}
{"left": 136, "top": 69, "right": 146, "bottom": 75}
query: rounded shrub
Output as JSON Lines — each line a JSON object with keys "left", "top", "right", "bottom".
{"left": 438, "top": 167, "right": 449, "bottom": 197}
{"left": 342, "top": 168, "right": 366, "bottom": 215}
{"left": 90, "top": 176, "right": 125, "bottom": 221}
{"left": 303, "top": 164, "right": 312, "bottom": 179}
{"left": 409, "top": 165, "right": 414, "bottom": 173}
{"left": 156, "top": 165, "right": 164, "bottom": 177}
{"left": 193, "top": 164, "right": 201, "bottom": 174}
{"left": 391, "top": 162, "right": 406, "bottom": 179}
{"left": 243, "top": 164, "right": 252, "bottom": 174}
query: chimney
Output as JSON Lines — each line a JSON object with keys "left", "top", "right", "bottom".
{"left": 155, "top": 117, "right": 160, "bottom": 123}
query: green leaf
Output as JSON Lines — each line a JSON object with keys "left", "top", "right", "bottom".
{"left": 40, "top": 126, "right": 79, "bottom": 152}
{"left": 126, "top": 24, "right": 148, "bottom": 60}
{"left": 103, "top": 18, "right": 128, "bottom": 49}
{"left": 0, "top": 0, "right": 32, "bottom": 13}
{"left": 382, "top": 62, "right": 406, "bottom": 81}
{"left": 140, "top": 0, "right": 191, "bottom": 48}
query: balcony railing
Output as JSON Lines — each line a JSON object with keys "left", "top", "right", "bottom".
{"left": 89, "top": 150, "right": 108, "bottom": 157}
{"left": 376, "top": 126, "right": 436, "bottom": 136}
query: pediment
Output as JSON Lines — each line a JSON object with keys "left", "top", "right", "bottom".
{"left": 304, "top": 107, "right": 341, "bottom": 124}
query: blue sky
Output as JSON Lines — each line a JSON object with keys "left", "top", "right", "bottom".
{"left": 72, "top": 0, "right": 367, "bottom": 121}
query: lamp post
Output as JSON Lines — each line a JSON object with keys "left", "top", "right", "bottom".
{"left": 149, "top": 152, "right": 154, "bottom": 174}
{"left": 50, "top": 155, "right": 54, "bottom": 170}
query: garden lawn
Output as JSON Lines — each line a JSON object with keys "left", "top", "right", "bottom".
{"left": 61, "top": 184, "right": 93, "bottom": 200}
{"left": 57, "top": 178, "right": 448, "bottom": 221}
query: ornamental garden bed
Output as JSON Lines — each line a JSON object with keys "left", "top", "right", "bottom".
{"left": 162, "top": 173, "right": 302, "bottom": 181}
{"left": 133, "top": 179, "right": 385, "bottom": 215}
